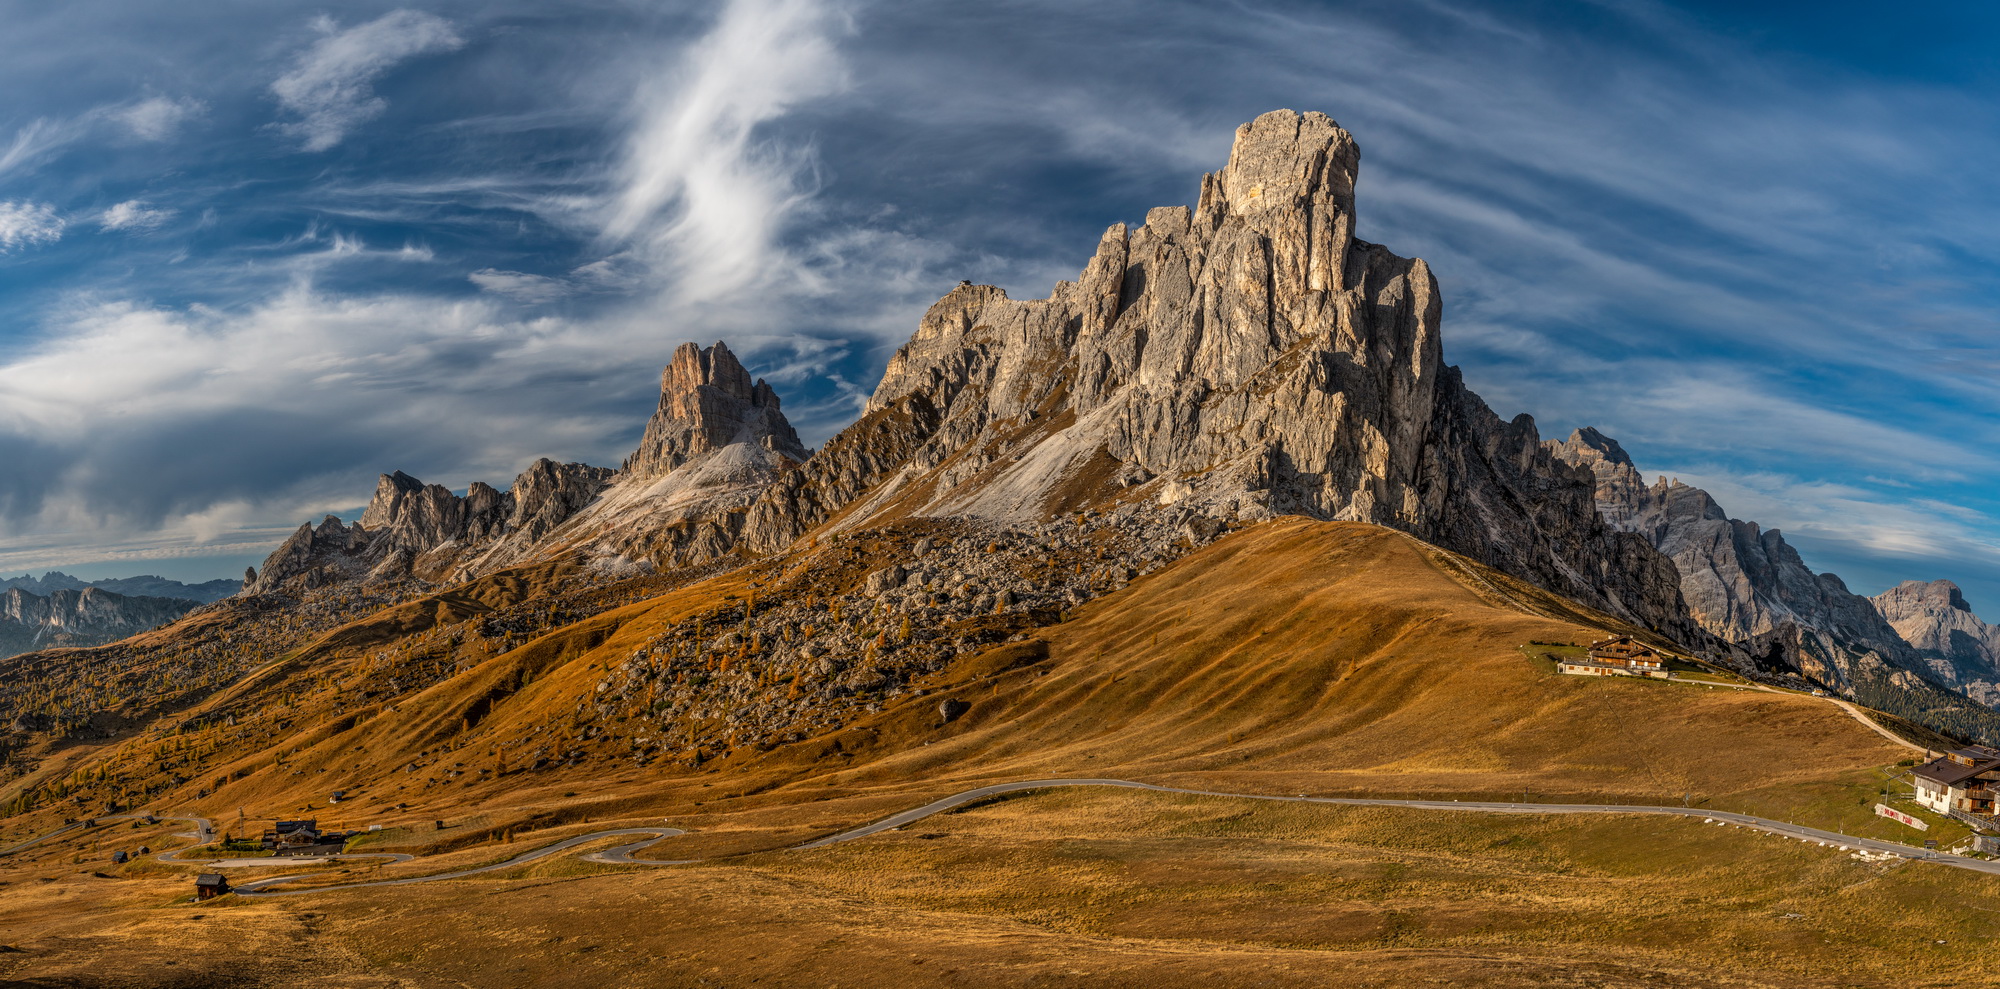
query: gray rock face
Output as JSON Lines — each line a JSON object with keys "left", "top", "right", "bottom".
{"left": 1548, "top": 427, "right": 1916, "bottom": 689}
{"left": 744, "top": 110, "right": 1690, "bottom": 636}
{"left": 509, "top": 457, "right": 620, "bottom": 544}
{"left": 1873, "top": 580, "right": 2000, "bottom": 707}
{"left": 248, "top": 514, "right": 374, "bottom": 592}
{"left": 487, "top": 342, "right": 811, "bottom": 572}
{"left": 0, "top": 586, "right": 199, "bottom": 659}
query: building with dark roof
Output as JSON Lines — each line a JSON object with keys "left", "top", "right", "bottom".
{"left": 1913, "top": 747, "right": 2000, "bottom": 819}
{"left": 1557, "top": 635, "right": 1673, "bottom": 680}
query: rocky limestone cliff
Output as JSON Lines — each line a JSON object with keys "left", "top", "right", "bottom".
{"left": 250, "top": 342, "right": 809, "bottom": 593}
{"left": 1873, "top": 580, "right": 2000, "bottom": 707}
{"left": 0, "top": 586, "right": 198, "bottom": 659}
{"left": 247, "top": 457, "right": 617, "bottom": 594}
{"left": 1548, "top": 427, "right": 1918, "bottom": 690}
{"left": 486, "top": 342, "right": 810, "bottom": 572}
{"left": 625, "top": 341, "right": 806, "bottom": 475}
{"left": 743, "top": 110, "right": 1690, "bottom": 637}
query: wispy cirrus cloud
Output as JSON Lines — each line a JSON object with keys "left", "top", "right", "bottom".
{"left": 602, "top": 0, "right": 852, "bottom": 304}
{"left": 0, "top": 0, "right": 1994, "bottom": 609}
{"left": 0, "top": 119, "right": 85, "bottom": 180}
{"left": 469, "top": 267, "right": 569, "bottom": 304}
{"left": 271, "top": 10, "right": 465, "bottom": 152}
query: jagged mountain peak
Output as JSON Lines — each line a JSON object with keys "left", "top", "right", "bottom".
{"left": 1878, "top": 578, "right": 1972, "bottom": 614}
{"left": 627, "top": 340, "right": 806, "bottom": 477}
{"left": 1552, "top": 427, "right": 1634, "bottom": 469}
{"left": 752, "top": 109, "right": 1690, "bottom": 635}
{"left": 1546, "top": 424, "right": 1988, "bottom": 706}
{"left": 1874, "top": 578, "right": 2000, "bottom": 706}
{"left": 1206, "top": 109, "right": 1359, "bottom": 221}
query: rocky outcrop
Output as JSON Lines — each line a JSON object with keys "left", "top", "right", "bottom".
{"left": 247, "top": 458, "right": 617, "bottom": 594}
{"left": 741, "top": 110, "right": 1690, "bottom": 636}
{"left": 478, "top": 345, "right": 809, "bottom": 573}
{"left": 1548, "top": 427, "right": 1918, "bottom": 689}
{"left": 0, "top": 586, "right": 198, "bottom": 659}
{"left": 248, "top": 514, "right": 375, "bottom": 592}
{"left": 1873, "top": 581, "right": 2000, "bottom": 707}
{"left": 250, "top": 341, "right": 809, "bottom": 592}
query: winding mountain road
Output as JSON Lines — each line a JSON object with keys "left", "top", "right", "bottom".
{"left": 1659, "top": 676, "right": 1928, "bottom": 753}
{"left": 231, "top": 826, "right": 685, "bottom": 896}
{"left": 174, "top": 778, "right": 2000, "bottom": 896}
{"left": 0, "top": 678, "right": 1970, "bottom": 895}
{"left": 794, "top": 778, "right": 2000, "bottom": 874}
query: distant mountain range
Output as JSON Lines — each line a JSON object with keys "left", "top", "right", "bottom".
{"left": 0, "top": 572, "right": 239, "bottom": 660}
{"left": 0, "top": 572, "right": 240, "bottom": 604}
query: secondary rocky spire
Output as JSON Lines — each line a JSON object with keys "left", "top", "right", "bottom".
{"left": 625, "top": 341, "right": 806, "bottom": 476}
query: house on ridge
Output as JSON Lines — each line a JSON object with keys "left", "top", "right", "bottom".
{"left": 1557, "top": 635, "right": 1672, "bottom": 680}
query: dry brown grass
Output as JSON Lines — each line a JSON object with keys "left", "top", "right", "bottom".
{"left": 4, "top": 787, "right": 1990, "bottom": 988}
{"left": 0, "top": 519, "right": 1961, "bottom": 987}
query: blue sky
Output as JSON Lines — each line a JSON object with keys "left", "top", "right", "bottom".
{"left": 0, "top": 0, "right": 1996, "bottom": 615}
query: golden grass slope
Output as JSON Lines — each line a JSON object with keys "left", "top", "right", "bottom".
{"left": 775, "top": 519, "right": 1905, "bottom": 807}
{"left": 1, "top": 518, "right": 1911, "bottom": 863}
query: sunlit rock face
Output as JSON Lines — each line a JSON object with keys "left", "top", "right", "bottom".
{"left": 248, "top": 340, "right": 810, "bottom": 592}
{"left": 251, "top": 111, "right": 1703, "bottom": 639}
{"left": 742, "top": 110, "right": 1690, "bottom": 635}
{"left": 1873, "top": 580, "right": 2000, "bottom": 707}
{"left": 625, "top": 340, "right": 807, "bottom": 476}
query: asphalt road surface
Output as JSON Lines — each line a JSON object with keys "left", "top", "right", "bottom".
{"left": 212, "top": 778, "right": 2000, "bottom": 895}
{"left": 231, "top": 826, "right": 685, "bottom": 896}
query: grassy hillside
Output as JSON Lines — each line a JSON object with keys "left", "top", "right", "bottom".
{"left": 0, "top": 519, "right": 1914, "bottom": 856}
{"left": 0, "top": 518, "right": 1965, "bottom": 987}
{"left": 752, "top": 520, "right": 1907, "bottom": 810}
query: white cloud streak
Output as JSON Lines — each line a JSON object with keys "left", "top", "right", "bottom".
{"left": 0, "top": 201, "right": 64, "bottom": 251}
{"left": 111, "top": 96, "right": 205, "bottom": 142}
{"left": 271, "top": 10, "right": 465, "bottom": 152}
{"left": 602, "top": 0, "right": 851, "bottom": 304}
{"left": 469, "top": 268, "right": 570, "bottom": 303}
{"left": 0, "top": 119, "right": 84, "bottom": 179}
{"left": 0, "top": 288, "right": 642, "bottom": 549}
{"left": 99, "top": 199, "right": 176, "bottom": 231}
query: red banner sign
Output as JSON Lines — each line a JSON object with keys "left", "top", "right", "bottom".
{"left": 1876, "top": 803, "right": 1929, "bottom": 831}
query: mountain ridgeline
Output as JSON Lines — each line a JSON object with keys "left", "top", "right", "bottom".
{"left": 5, "top": 109, "right": 1994, "bottom": 756}
{"left": 231, "top": 110, "right": 1997, "bottom": 737}
{"left": 249, "top": 111, "right": 1691, "bottom": 643}
{"left": 0, "top": 572, "right": 236, "bottom": 661}
{"left": 0, "top": 586, "right": 201, "bottom": 659}
{"left": 1549, "top": 427, "right": 2000, "bottom": 739}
